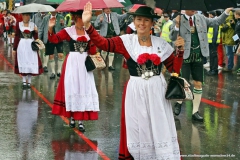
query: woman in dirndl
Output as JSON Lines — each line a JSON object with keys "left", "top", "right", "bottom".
{"left": 48, "top": 10, "right": 99, "bottom": 132}
{"left": 83, "top": 2, "right": 185, "bottom": 159}
{"left": 13, "top": 12, "right": 43, "bottom": 89}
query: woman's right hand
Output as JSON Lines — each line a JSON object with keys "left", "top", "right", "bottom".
{"left": 48, "top": 17, "right": 56, "bottom": 29}
{"left": 83, "top": 2, "right": 93, "bottom": 29}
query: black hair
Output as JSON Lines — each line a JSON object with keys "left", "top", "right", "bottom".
{"left": 70, "top": 10, "right": 83, "bottom": 15}
{"left": 133, "top": 15, "right": 154, "bottom": 22}
{"left": 22, "top": 12, "right": 32, "bottom": 15}
{"left": 6, "top": 10, "right": 11, "bottom": 14}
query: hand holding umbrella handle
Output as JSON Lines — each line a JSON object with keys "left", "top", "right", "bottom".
{"left": 225, "top": 8, "right": 233, "bottom": 14}
{"left": 83, "top": 2, "right": 93, "bottom": 30}
{"left": 175, "top": 36, "right": 184, "bottom": 51}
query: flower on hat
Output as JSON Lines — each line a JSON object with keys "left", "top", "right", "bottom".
{"left": 23, "top": 29, "right": 31, "bottom": 34}
{"left": 77, "top": 36, "right": 87, "bottom": 42}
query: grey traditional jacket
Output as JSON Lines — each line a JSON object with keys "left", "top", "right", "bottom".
{"left": 31, "top": 13, "right": 44, "bottom": 28}
{"left": 38, "top": 14, "right": 65, "bottom": 44}
{"left": 169, "top": 12, "right": 228, "bottom": 59}
{"left": 94, "top": 12, "right": 127, "bottom": 37}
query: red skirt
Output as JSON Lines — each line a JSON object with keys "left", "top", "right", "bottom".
{"left": 118, "top": 80, "right": 134, "bottom": 160}
{"left": 14, "top": 51, "right": 43, "bottom": 76}
{"left": 52, "top": 54, "right": 98, "bottom": 120}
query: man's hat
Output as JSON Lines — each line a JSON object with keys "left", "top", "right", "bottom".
{"left": 128, "top": 6, "right": 160, "bottom": 18}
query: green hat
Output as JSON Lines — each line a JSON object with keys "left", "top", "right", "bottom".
{"left": 128, "top": 6, "right": 160, "bottom": 19}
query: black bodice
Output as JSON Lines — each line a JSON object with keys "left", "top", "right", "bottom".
{"left": 69, "top": 39, "right": 89, "bottom": 52}
{"left": 20, "top": 31, "right": 33, "bottom": 39}
{"left": 127, "top": 57, "right": 162, "bottom": 77}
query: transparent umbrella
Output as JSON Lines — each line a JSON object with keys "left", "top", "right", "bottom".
{"left": 12, "top": 3, "right": 56, "bottom": 13}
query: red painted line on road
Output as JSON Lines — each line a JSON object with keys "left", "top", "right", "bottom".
{"left": 201, "top": 98, "right": 230, "bottom": 108}
{"left": 0, "top": 53, "right": 110, "bottom": 160}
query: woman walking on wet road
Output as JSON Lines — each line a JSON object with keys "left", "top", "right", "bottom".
{"left": 82, "top": 2, "right": 185, "bottom": 159}
{"left": 48, "top": 10, "right": 99, "bottom": 132}
{"left": 13, "top": 12, "right": 43, "bottom": 89}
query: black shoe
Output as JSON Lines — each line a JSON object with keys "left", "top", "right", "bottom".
{"left": 207, "top": 70, "right": 218, "bottom": 76}
{"left": 27, "top": 83, "right": 31, "bottom": 89}
{"left": 43, "top": 66, "right": 48, "bottom": 72}
{"left": 57, "top": 73, "right": 61, "bottom": 77}
{"left": 174, "top": 102, "right": 182, "bottom": 116}
{"left": 78, "top": 123, "right": 85, "bottom": 132}
{"left": 50, "top": 73, "right": 56, "bottom": 79}
{"left": 69, "top": 119, "right": 75, "bottom": 128}
{"left": 22, "top": 83, "right": 27, "bottom": 89}
{"left": 108, "top": 66, "right": 115, "bottom": 71}
{"left": 192, "top": 112, "right": 204, "bottom": 122}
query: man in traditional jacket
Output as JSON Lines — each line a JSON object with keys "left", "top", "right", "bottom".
{"left": 169, "top": 8, "right": 232, "bottom": 122}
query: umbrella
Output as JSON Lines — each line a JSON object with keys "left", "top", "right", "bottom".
{"left": 47, "top": 0, "right": 64, "bottom": 4}
{"left": 56, "top": 0, "right": 124, "bottom": 12}
{"left": 130, "top": 0, "right": 237, "bottom": 11}
{"left": 12, "top": 3, "right": 56, "bottom": 13}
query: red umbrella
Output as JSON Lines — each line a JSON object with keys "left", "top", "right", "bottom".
{"left": 56, "top": 0, "right": 124, "bottom": 12}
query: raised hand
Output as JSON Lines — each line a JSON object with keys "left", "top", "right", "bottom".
{"left": 100, "top": 16, "right": 104, "bottom": 22}
{"left": 83, "top": 2, "right": 92, "bottom": 28}
{"left": 48, "top": 17, "right": 56, "bottom": 29}
{"left": 225, "top": 7, "right": 233, "bottom": 14}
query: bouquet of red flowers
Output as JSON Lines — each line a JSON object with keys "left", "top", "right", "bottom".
{"left": 76, "top": 36, "right": 87, "bottom": 42}
{"left": 23, "top": 29, "right": 31, "bottom": 34}
{"left": 137, "top": 53, "right": 161, "bottom": 65}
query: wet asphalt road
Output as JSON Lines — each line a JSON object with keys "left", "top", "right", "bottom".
{"left": 0, "top": 38, "right": 240, "bottom": 160}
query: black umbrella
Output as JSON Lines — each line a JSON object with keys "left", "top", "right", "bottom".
{"left": 131, "top": 0, "right": 237, "bottom": 11}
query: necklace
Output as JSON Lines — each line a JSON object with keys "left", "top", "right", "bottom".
{"left": 139, "top": 36, "right": 150, "bottom": 42}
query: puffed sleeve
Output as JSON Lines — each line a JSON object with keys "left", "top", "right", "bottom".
{"left": 48, "top": 29, "right": 71, "bottom": 43}
{"left": 86, "top": 25, "right": 130, "bottom": 59}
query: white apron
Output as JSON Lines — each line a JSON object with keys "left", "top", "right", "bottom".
{"left": 17, "top": 22, "right": 38, "bottom": 74}
{"left": 120, "top": 34, "right": 180, "bottom": 159}
{"left": 64, "top": 26, "right": 99, "bottom": 112}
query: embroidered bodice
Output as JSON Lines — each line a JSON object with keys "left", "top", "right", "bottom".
{"left": 69, "top": 39, "right": 89, "bottom": 53}
{"left": 127, "top": 57, "right": 162, "bottom": 78}
{"left": 20, "top": 31, "right": 33, "bottom": 39}
{"left": 19, "top": 22, "right": 35, "bottom": 39}
{"left": 65, "top": 26, "right": 90, "bottom": 53}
